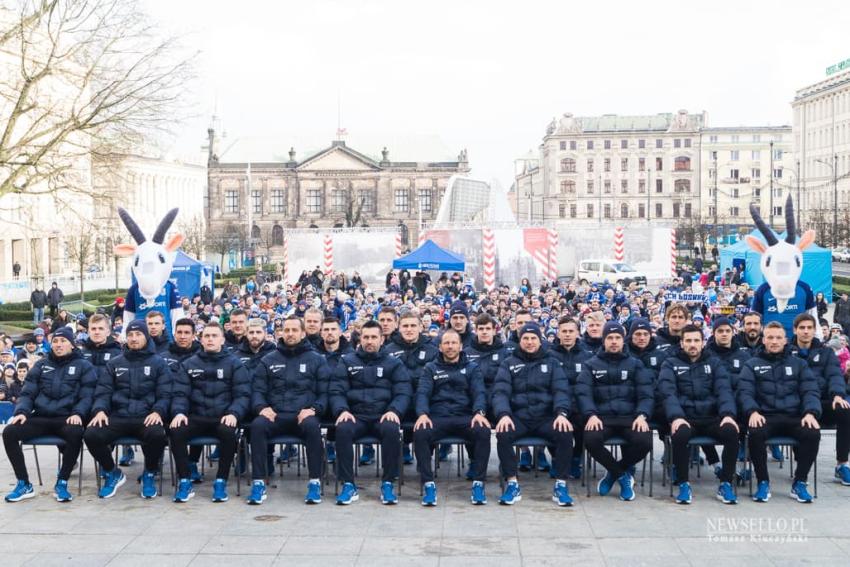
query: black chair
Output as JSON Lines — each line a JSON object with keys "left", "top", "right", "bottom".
{"left": 662, "top": 434, "right": 736, "bottom": 497}
{"left": 431, "top": 435, "right": 468, "bottom": 480}
{"left": 498, "top": 436, "right": 551, "bottom": 491}
{"left": 177, "top": 432, "right": 244, "bottom": 496}
{"left": 334, "top": 432, "right": 404, "bottom": 495}
{"left": 94, "top": 436, "right": 169, "bottom": 496}
{"left": 746, "top": 435, "right": 817, "bottom": 498}
{"left": 585, "top": 435, "right": 653, "bottom": 497}
{"left": 22, "top": 436, "right": 85, "bottom": 494}
{"left": 264, "top": 433, "right": 326, "bottom": 488}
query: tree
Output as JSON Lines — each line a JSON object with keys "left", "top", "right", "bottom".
{"left": 343, "top": 191, "right": 367, "bottom": 227}
{"left": 178, "top": 214, "right": 205, "bottom": 259}
{"left": 207, "top": 222, "right": 244, "bottom": 269}
{"left": 0, "top": 0, "right": 196, "bottom": 199}
{"left": 65, "top": 220, "right": 97, "bottom": 301}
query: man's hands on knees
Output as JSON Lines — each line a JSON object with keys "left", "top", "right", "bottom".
{"left": 66, "top": 414, "right": 82, "bottom": 426}
{"left": 553, "top": 415, "right": 573, "bottom": 432}
{"left": 471, "top": 413, "right": 490, "bottom": 429}
{"left": 585, "top": 415, "right": 603, "bottom": 431}
{"left": 802, "top": 413, "right": 820, "bottom": 429}
{"left": 88, "top": 411, "right": 108, "bottom": 427}
{"left": 9, "top": 414, "right": 26, "bottom": 425}
{"left": 259, "top": 407, "right": 276, "bottom": 422}
{"left": 414, "top": 414, "right": 432, "bottom": 431}
{"left": 720, "top": 416, "right": 739, "bottom": 432}
{"left": 671, "top": 418, "right": 690, "bottom": 435}
{"left": 221, "top": 414, "right": 237, "bottom": 428}
{"left": 833, "top": 395, "right": 850, "bottom": 410}
{"left": 336, "top": 411, "right": 355, "bottom": 425}
{"left": 170, "top": 413, "right": 188, "bottom": 429}
{"left": 749, "top": 411, "right": 765, "bottom": 429}
{"left": 632, "top": 415, "right": 649, "bottom": 432}
{"left": 495, "top": 415, "right": 515, "bottom": 433}
{"left": 144, "top": 412, "right": 163, "bottom": 427}
{"left": 296, "top": 408, "right": 314, "bottom": 425}
{"left": 380, "top": 411, "right": 399, "bottom": 424}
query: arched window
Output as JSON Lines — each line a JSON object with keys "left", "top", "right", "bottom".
{"left": 674, "top": 179, "right": 691, "bottom": 193}
{"left": 620, "top": 203, "right": 629, "bottom": 218}
{"left": 399, "top": 223, "right": 409, "bottom": 246}
{"left": 272, "top": 224, "right": 283, "bottom": 246}
{"left": 560, "top": 180, "right": 576, "bottom": 194}
{"left": 251, "top": 225, "right": 261, "bottom": 239}
{"left": 674, "top": 156, "right": 691, "bottom": 171}
{"left": 560, "top": 158, "right": 576, "bottom": 173}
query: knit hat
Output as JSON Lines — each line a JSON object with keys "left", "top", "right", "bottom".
{"left": 33, "top": 328, "right": 45, "bottom": 336}
{"left": 602, "top": 321, "right": 626, "bottom": 339}
{"left": 125, "top": 319, "right": 150, "bottom": 338}
{"left": 712, "top": 316, "right": 734, "bottom": 331}
{"left": 519, "top": 322, "right": 543, "bottom": 341}
{"left": 52, "top": 326, "right": 75, "bottom": 344}
{"left": 628, "top": 317, "right": 652, "bottom": 336}
{"left": 449, "top": 300, "right": 469, "bottom": 318}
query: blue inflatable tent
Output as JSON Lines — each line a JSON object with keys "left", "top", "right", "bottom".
{"left": 393, "top": 239, "right": 465, "bottom": 271}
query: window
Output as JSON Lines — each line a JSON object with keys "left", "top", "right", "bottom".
{"left": 773, "top": 206, "right": 783, "bottom": 216}
{"left": 252, "top": 190, "right": 262, "bottom": 214}
{"left": 655, "top": 203, "right": 663, "bottom": 217}
{"left": 708, "top": 206, "right": 716, "bottom": 217}
{"left": 604, "top": 180, "right": 611, "bottom": 194}
{"left": 620, "top": 203, "right": 629, "bottom": 218}
{"left": 753, "top": 134, "right": 761, "bottom": 142}
{"left": 270, "top": 189, "right": 286, "bottom": 214}
{"left": 751, "top": 150, "right": 761, "bottom": 160}
{"left": 621, "top": 139, "right": 628, "bottom": 149}
{"left": 359, "top": 190, "right": 376, "bottom": 213}
{"left": 621, "top": 179, "right": 628, "bottom": 193}
{"left": 709, "top": 169, "right": 715, "bottom": 179}
{"left": 674, "top": 179, "right": 691, "bottom": 193}
{"left": 559, "top": 141, "right": 566, "bottom": 150}
{"left": 586, "top": 180, "right": 594, "bottom": 194}
{"left": 587, "top": 140, "right": 594, "bottom": 150}
{"left": 570, "top": 140, "right": 577, "bottom": 150}
{"left": 684, "top": 138, "right": 691, "bottom": 148}
{"left": 773, "top": 149, "right": 783, "bottom": 160}
{"left": 674, "top": 139, "right": 681, "bottom": 148}
{"left": 684, "top": 203, "right": 692, "bottom": 218}
{"left": 709, "top": 135, "right": 718, "bottom": 143}
{"left": 559, "top": 204, "right": 566, "bottom": 218}
{"left": 638, "top": 203, "right": 646, "bottom": 218}
{"left": 587, "top": 159, "right": 594, "bottom": 173}
{"left": 560, "top": 158, "right": 576, "bottom": 172}
{"left": 419, "top": 189, "right": 432, "bottom": 212}
{"left": 394, "top": 188, "right": 409, "bottom": 212}
{"left": 656, "top": 139, "right": 663, "bottom": 148}
{"left": 673, "top": 202, "right": 681, "bottom": 218}
{"left": 731, "top": 135, "right": 739, "bottom": 142}
{"left": 638, "top": 157, "right": 646, "bottom": 171}
{"left": 560, "top": 180, "right": 576, "bottom": 194}
{"left": 754, "top": 188, "right": 761, "bottom": 198}
{"left": 730, "top": 150, "right": 739, "bottom": 161}
{"left": 586, "top": 204, "right": 594, "bottom": 218}
{"left": 604, "top": 204, "right": 612, "bottom": 218}
{"left": 224, "top": 190, "right": 238, "bottom": 214}
{"left": 656, "top": 179, "right": 663, "bottom": 193}
{"left": 272, "top": 225, "right": 284, "bottom": 246}
{"left": 773, "top": 168, "right": 783, "bottom": 179}
{"left": 751, "top": 168, "right": 761, "bottom": 179}
{"left": 604, "top": 140, "right": 611, "bottom": 150}
{"left": 621, "top": 158, "right": 628, "bottom": 172}
{"left": 730, "top": 206, "right": 740, "bottom": 216}
{"left": 655, "top": 157, "right": 663, "bottom": 171}
{"left": 710, "top": 150, "right": 718, "bottom": 160}
{"left": 674, "top": 156, "right": 691, "bottom": 171}
{"left": 306, "top": 189, "right": 322, "bottom": 213}
{"left": 732, "top": 188, "right": 739, "bottom": 198}
{"left": 604, "top": 158, "right": 611, "bottom": 172}
{"left": 638, "top": 139, "right": 646, "bottom": 149}
{"left": 638, "top": 179, "right": 646, "bottom": 193}
{"left": 729, "top": 168, "right": 739, "bottom": 180}
{"left": 569, "top": 204, "right": 577, "bottom": 218}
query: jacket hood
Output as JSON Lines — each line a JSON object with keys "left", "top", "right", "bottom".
{"left": 83, "top": 336, "right": 119, "bottom": 351}
{"left": 47, "top": 347, "right": 81, "bottom": 365}
{"left": 470, "top": 334, "right": 504, "bottom": 352}
{"left": 276, "top": 338, "right": 313, "bottom": 358}
{"left": 198, "top": 348, "right": 231, "bottom": 363}
{"left": 169, "top": 341, "right": 201, "bottom": 357}
{"left": 628, "top": 336, "right": 658, "bottom": 356}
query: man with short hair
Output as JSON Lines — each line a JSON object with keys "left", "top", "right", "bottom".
{"left": 163, "top": 318, "right": 201, "bottom": 371}
{"left": 237, "top": 318, "right": 275, "bottom": 371}
{"left": 655, "top": 304, "right": 690, "bottom": 351}
{"left": 145, "top": 311, "right": 171, "bottom": 355}
{"left": 504, "top": 309, "right": 534, "bottom": 354}
{"left": 447, "top": 300, "right": 474, "bottom": 347}
{"left": 737, "top": 312, "right": 763, "bottom": 351}
{"left": 304, "top": 308, "right": 324, "bottom": 348}
{"left": 580, "top": 311, "right": 605, "bottom": 352}
{"left": 224, "top": 309, "right": 248, "bottom": 350}
{"left": 317, "top": 317, "right": 354, "bottom": 464}
{"left": 377, "top": 307, "right": 398, "bottom": 341}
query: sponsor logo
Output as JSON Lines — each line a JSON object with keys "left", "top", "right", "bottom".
{"left": 733, "top": 360, "right": 740, "bottom": 368}
{"left": 650, "top": 356, "right": 657, "bottom": 366}
{"left": 115, "top": 368, "right": 128, "bottom": 377}
{"left": 510, "top": 363, "right": 526, "bottom": 373}
{"left": 575, "top": 363, "right": 582, "bottom": 372}
{"left": 786, "top": 366, "right": 793, "bottom": 376}
{"left": 621, "top": 370, "right": 628, "bottom": 381}
{"left": 704, "top": 365, "right": 712, "bottom": 374}
{"left": 143, "top": 366, "right": 150, "bottom": 376}
{"left": 492, "top": 354, "right": 499, "bottom": 361}
{"left": 217, "top": 368, "right": 224, "bottom": 379}
{"left": 68, "top": 366, "right": 76, "bottom": 375}
{"left": 419, "top": 351, "right": 426, "bottom": 360}
{"left": 676, "top": 368, "right": 688, "bottom": 375}
{"left": 299, "top": 363, "right": 307, "bottom": 373}
{"left": 541, "top": 364, "right": 548, "bottom": 373}
{"left": 104, "top": 353, "right": 111, "bottom": 361}
{"left": 269, "top": 364, "right": 286, "bottom": 373}
{"left": 377, "top": 367, "right": 384, "bottom": 377}
{"left": 188, "top": 368, "right": 204, "bottom": 378}
{"left": 43, "top": 365, "right": 54, "bottom": 373}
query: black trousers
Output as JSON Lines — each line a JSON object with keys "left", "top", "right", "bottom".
{"left": 496, "top": 417, "right": 573, "bottom": 480}
{"left": 820, "top": 402, "right": 850, "bottom": 463}
{"left": 250, "top": 414, "right": 322, "bottom": 480}
{"left": 2, "top": 416, "right": 84, "bottom": 482}
{"left": 413, "top": 417, "right": 490, "bottom": 483}
{"left": 84, "top": 417, "right": 167, "bottom": 472}
{"left": 748, "top": 415, "right": 820, "bottom": 483}
{"left": 336, "top": 419, "right": 400, "bottom": 484}
{"left": 170, "top": 417, "right": 237, "bottom": 480}
{"left": 583, "top": 416, "right": 652, "bottom": 479}
{"left": 670, "top": 419, "right": 739, "bottom": 483}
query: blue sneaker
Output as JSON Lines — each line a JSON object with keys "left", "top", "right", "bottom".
{"left": 570, "top": 456, "right": 583, "bottom": 479}
{"left": 835, "top": 464, "right": 850, "bottom": 486}
{"left": 54, "top": 479, "right": 72, "bottom": 502}
{"left": 380, "top": 481, "right": 397, "bottom": 505}
{"left": 675, "top": 481, "right": 692, "bottom": 504}
{"left": 471, "top": 480, "right": 486, "bottom": 505}
{"left": 438, "top": 444, "right": 452, "bottom": 462}
{"left": 173, "top": 478, "right": 194, "bottom": 503}
{"left": 552, "top": 480, "right": 573, "bottom": 507}
{"left": 359, "top": 445, "right": 375, "bottom": 466}
{"left": 189, "top": 462, "right": 203, "bottom": 484}
{"left": 770, "top": 445, "right": 784, "bottom": 462}
{"left": 247, "top": 480, "right": 266, "bottom": 505}
{"left": 276, "top": 444, "right": 297, "bottom": 464}
{"left": 305, "top": 480, "right": 322, "bottom": 504}
{"left": 716, "top": 481, "right": 737, "bottom": 504}
{"left": 753, "top": 480, "right": 771, "bottom": 502}
{"left": 597, "top": 472, "right": 615, "bottom": 496}
{"left": 209, "top": 445, "right": 220, "bottom": 461}
{"left": 518, "top": 450, "right": 532, "bottom": 472}
{"left": 537, "top": 452, "right": 551, "bottom": 472}
{"left": 499, "top": 480, "right": 521, "bottom": 505}
{"left": 327, "top": 443, "right": 336, "bottom": 465}
{"left": 99, "top": 469, "right": 126, "bottom": 499}
{"left": 140, "top": 471, "right": 157, "bottom": 499}
{"left": 336, "top": 482, "right": 359, "bottom": 505}
{"left": 403, "top": 445, "right": 414, "bottom": 465}
{"left": 212, "top": 479, "right": 228, "bottom": 503}
{"left": 5, "top": 480, "right": 35, "bottom": 502}
{"left": 618, "top": 473, "right": 635, "bottom": 501}
{"left": 118, "top": 446, "right": 135, "bottom": 467}
{"left": 421, "top": 481, "right": 437, "bottom": 506}
{"left": 790, "top": 480, "right": 813, "bottom": 503}
{"left": 465, "top": 461, "right": 476, "bottom": 480}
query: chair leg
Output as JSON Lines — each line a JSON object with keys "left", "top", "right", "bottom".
{"left": 78, "top": 446, "right": 84, "bottom": 495}
{"left": 32, "top": 445, "right": 43, "bottom": 486}
{"left": 648, "top": 439, "right": 654, "bottom": 497}
{"left": 585, "top": 450, "right": 591, "bottom": 497}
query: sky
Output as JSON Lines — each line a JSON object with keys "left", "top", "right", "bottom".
{"left": 143, "top": 0, "right": 848, "bottom": 187}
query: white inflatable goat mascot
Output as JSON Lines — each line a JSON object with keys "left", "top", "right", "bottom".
{"left": 114, "top": 207, "right": 185, "bottom": 338}
{"left": 747, "top": 194, "right": 819, "bottom": 338}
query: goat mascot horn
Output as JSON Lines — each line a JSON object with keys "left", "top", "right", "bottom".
{"left": 114, "top": 208, "right": 184, "bottom": 303}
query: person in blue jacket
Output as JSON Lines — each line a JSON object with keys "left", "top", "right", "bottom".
{"left": 247, "top": 316, "right": 330, "bottom": 505}
{"left": 657, "top": 325, "right": 740, "bottom": 505}
{"left": 2, "top": 327, "right": 97, "bottom": 503}
{"left": 414, "top": 329, "right": 490, "bottom": 506}
{"left": 577, "top": 321, "right": 654, "bottom": 501}
{"left": 492, "top": 322, "right": 575, "bottom": 507}
{"left": 317, "top": 316, "right": 354, "bottom": 465}
{"left": 737, "top": 321, "right": 822, "bottom": 503}
{"left": 169, "top": 321, "right": 251, "bottom": 504}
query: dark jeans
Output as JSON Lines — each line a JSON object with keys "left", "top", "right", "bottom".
{"left": 84, "top": 417, "right": 167, "bottom": 473}
{"left": 748, "top": 415, "right": 820, "bottom": 483}
{"left": 670, "top": 419, "right": 739, "bottom": 483}
{"left": 170, "top": 416, "right": 237, "bottom": 480}
{"left": 583, "top": 416, "right": 652, "bottom": 479}
{"left": 413, "top": 416, "right": 490, "bottom": 483}
{"left": 250, "top": 414, "right": 322, "bottom": 480}
{"left": 336, "top": 419, "right": 400, "bottom": 484}
{"left": 2, "top": 416, "right": 84, "bottom": 482}
{"left": 496, "top": 417, "right": 573, "bottom": 480}
{"left": 820, "top": 402, "right": 850, "bottom": 463}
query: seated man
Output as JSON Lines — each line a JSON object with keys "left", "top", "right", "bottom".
{"left": 576, "top": 321, "right": 654, "bottom": 501}
{"left": 657, "top": 324, "right": 740, "bottom": 505}
{"left": 492, "top": 322, "right": 575, "bottom": 507}
{"left": 738, "top": 321, "right": 822, "bottom": 503}
{"left": 247, "top": 315, "right": 329, "bottom": 505}
{"left": 84, "top": 319, "right": 172, "bottom": 499}
{"left": 2, "top": 327, "right": 96, "bottom": 502}
{"left": 169, "top": 321, "right": 251, "bottom": 503}
{"left": 330, "top": 320, "right": 411, "bottom": 505}
{"left": 414, "top": 329, "right": 490, "bottom": 506}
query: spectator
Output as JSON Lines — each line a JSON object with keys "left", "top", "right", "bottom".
{"left": 815, "top": 292, "right": 829, "bottom": 320}
{"left": 30, "top": 285, "right": 47, "bottom": 324}
{"left": 47, "top": 282, "right": 64, "bottom": 318}
{"left": 12, "top": 261, "right": 21, "bottom": 280}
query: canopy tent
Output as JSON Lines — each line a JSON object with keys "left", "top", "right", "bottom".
{"left": 719, "top": 229, "right": 832, "bottom": 300}
{"left": 393, "top": 239, "right": 465, "bottom": 271}
{"left": 133, "top": 250, "right": 215, "bottom": 300}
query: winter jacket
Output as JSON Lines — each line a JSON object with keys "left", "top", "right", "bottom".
{"left": 789, "top": 338, "right": 847, "bottom": 402}
{"left": 579, "top": 332, "right": 603, "bottom": 353}
{"left": 14, "top": 349, "right": 96, "bottom": 418}
{"left": 94, "top": 338, "right": 172, "bottom": 418}
{"left": 382, "top": 332, "right": 438, "bottom": 391}
{"left": 316, "top": 336, "right": 354, "bottom": 374}
{"left": 491, "top": 347, "right": 571, "bottom": 422}
{"left": 465, "top": 336, "right": 508, "bottom": 396}
{"left": 549, "top": 341, "right": 593, "bottom": 389}
{"left": 171, "top": 348, "right": 251, "bottom": 420}
{"left": 737, "top": 346, "right": 822, "bottom": 418}
{"left": 416, "top": 352, "right": 486, "bottom": 418}
{"left": 235, "top": 339, "right": 275, "bottom": 373}
{"left": 654, "top": 327, "right": 681, "bottom": 351}
{"left": 30, "top": 290, "right": 47, "bottom": 309}
{"left": 47, "top": 287, "right": 64, "bottom": 307}
{"left": 657, "top": 348, "right": 736, "bottom": 421}
{"left": 151, "top": 333, "right": 170, "bottom": 356}
{"left": 835, "top": 297, "right": 850, "bottom": 325}
{"left": 162, "top": 341, "right": 201, "bottom": 370}
{"left": 80, "top": 337, "right": 123, "bottom": 380}
{"left": 576, "top": 349, "right": 655, "bottom": 419}
{"left": 628, "top": 338, "right": 670, "bottom": 378}
{"left": 252, "top": 339, "right": 330, "bottom": 416}
{"left": 704, "top": 337, "right": 751, "bottom": 385}
{"left": 329, "top": 348, "right": 412, "bottom": 421}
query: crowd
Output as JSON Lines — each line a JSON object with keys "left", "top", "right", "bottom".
{"left": 2, "top": 262, "right": 850, "bottom": 508}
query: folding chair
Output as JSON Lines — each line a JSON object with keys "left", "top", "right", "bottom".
{"left": 94, "top": 436, "right": 170, "bottom": 496}
{"left": 334, "top": 432, "right": 404, "bottom": 495}
{"left": 662, "top": 435, "right": 736, "bottom": 497}
{"left": 262, "top": 433, "right": 326, "bottom": 490}
{"left": 585, "top": 435, "right": 653, "bottom": 497}
{"left": 499, "top": 436, "right": 551, "bottom": 491}
{"left": 23, "top": 436, "right": 85, "bottom": 494}
{"left": 177, "top": 431, "right": 244, "bottom": 496}
{"left": 432, "top": 435, "right": 468, "bottom": 479}
{"left": 746, "top": 435, "right": 818, "bottom": 498}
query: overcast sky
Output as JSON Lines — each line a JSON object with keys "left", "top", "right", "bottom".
{"left": 144, "top": 0, "right": 847, "bottom": 187}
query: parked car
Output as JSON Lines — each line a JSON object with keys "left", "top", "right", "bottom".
{"left": 576, "top": 259, "right": 647, "bottom": 286}
{"left": 833, "top": 248, "right": 850, "bottom": 262}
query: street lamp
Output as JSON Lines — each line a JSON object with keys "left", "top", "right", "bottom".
{"left": 815, "top": 155, "right": 838, "bottom": 246}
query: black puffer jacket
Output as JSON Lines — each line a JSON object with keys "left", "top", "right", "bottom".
{"left": 151, "top": 333, "right": 170, "bottom": 356}
{"left": 550, "top": 341, "right": 593, "bottom": 387}
{"left": 162, "top": 341, "right": 201, "bottom": 371}
{"left": 491, "top": 347, "right": 571, "bottom": 422}
{"left": 653, "top": 327, "right": 681, "bottom": 351}
{"left": 329, "top": 348, "right": 412, "bottom": 421}
{"left": 705, "top": 337, "right": 751, "bottom": 386}
{"left": 80, "top": 337, "right": 123, "bottom": 385}
{"left": 576, "top": 349, "right": 655, "bottom": 419}
{"left": 14, "top": 349, "right": 97, "bottom": 418}
{"left": 317, "top": 336, "right": 354, "bottom": 374}
{"left": 416, "top": 353, "right": 486, "bottom": 418}
{"left": 657, "top": 348, "right": 736, "bottom": 421}
{"left": 790, "top": 338, "right": 847, "bottom": 402}
{"left": 628, "top": 338, "right": 670, "bottom": 378}
{"left": 171, "top": 348, "right": 251, "bottom": 420}
{"left": 235, "top": 339, "right": 275, "bottom": 373}
{"left": 94, "top": 335, "right": 172, "bottom": 418}
{"left": 252, "top": 339, "right": 330, "bottom": 416}
{"left": 382, "top": 332, "right": 438, "bottom": 391}
{"left": 737, "top": 346, "right": 821, "bottom": 418}
{"left": 465, "top": 336, "right": 508, "bottom": 395}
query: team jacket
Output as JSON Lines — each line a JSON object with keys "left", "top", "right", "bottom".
{"left": 382, "top": 332, "right": 438, "bottom": 390}
{"left": 171, "top": 349, "right": 251, "bottom": 420}
{"left": 576, "top": 350, "right": 655, "bottom": 419}
{"left": 628, "top": 338, "right": 670, "bottom": 379}
{"left": 14, "top": 349, "right": 97, "bottom": 418}
{"left": 329, "top": 348, "right": 412, "bottom": 422}
{"left": 789, "top": 338, "right": 847, "bottom": 402}
{"left": 657, "top": 348, "right": 736, "bottom": 421}
{"left": 491, "top": 347, "right": 571, "bottom": 422}
{"left": 464, "top": 336, "right": 508, "bottom": 396}
{"left": 80, "top": 337, "right": 123, "bottom": 371}
{"left": 161, "top": 341, "right": 201, "bottom": 371}
{"left": 416, "top": 352, "right": 486, "bottom": 418}
{"left": 235, "top": 339, "right": 275, "bottom": 373}
{"left": 251, "top": 339, "right": 330, "bottom": 416}
{"left": 94, "top": 342, "right": 172, "bottom": 418}
{"left": 317, "top": 336, "right": 354, "bottom": 374}
{"left": 653, "top": 327, "right": 681, "bottom": 351}
{"left": 737, "top": 346, "right": 822, "bottom": 418}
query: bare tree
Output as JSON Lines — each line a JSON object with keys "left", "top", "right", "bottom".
{"left": 207, "top": 222, "right": 244, "bottom": 270}
{"left": 65, "top": 220, "right": 97, "bottom": 301}
{"left": 343, "top": 191, "right": 367, "bottom": 227}
{"left": 178, "top": 214, "right": 205, "bottom": 259}
{"left": 0, "top": 0, "right": 197, "bottom": 200}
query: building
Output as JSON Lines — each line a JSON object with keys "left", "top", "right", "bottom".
{"left": 433, "top": 175, "right": 516, "bottom": 225}
{"left": 205, "top": 129, "right": 469, "bottom": 263}
{"left": 516, "top": 110, "right": 705, "bottom": 224}
{"left": 792, "top": 66, "right": 850, "bottom": 244}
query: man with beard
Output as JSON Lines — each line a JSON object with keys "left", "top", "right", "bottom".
{"left": 654, "top": 304, "right": 690, "bottom": 351}
{"left": 224, "top": 309, "right": 248, "bottom": 351}
{"left": 318, "top": 317, "right": 354, "bottom": 464}
{"left": 737, "top": 312, "right": 763, "bottom": 352}
{"left": 504, "top": 309, "right": 534, "bottom": 355}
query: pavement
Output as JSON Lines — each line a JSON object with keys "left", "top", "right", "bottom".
{"left": 0, "top": 435, "right": 849, "bottom": 566}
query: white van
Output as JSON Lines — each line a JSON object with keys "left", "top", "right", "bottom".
{"left": 576, "top": 259, "right": 647, "bottom": 286}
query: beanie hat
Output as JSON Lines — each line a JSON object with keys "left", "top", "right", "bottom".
{"left": 519, "top": 322, "right": 543, "bottom": 341}
{"left": 125, "top": 319, "right": 150, "bottom": 338}
{"left": 602, "top": 321, "right": 626, "bottom": 339}
{"left": 628, "top": 317, "right": 652, "bottom": 337}
{"left": 712, "top": 316, "right": 734, "bottom": 331}
{"left": 52, "top": 326, "right": 75, "bottom": 343}
{"left": 449, "top": 300, "right": 469, "bottom": 318}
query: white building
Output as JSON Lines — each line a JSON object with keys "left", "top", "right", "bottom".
{"left": 434, "top": 175, "right": 516, "bottom": 226}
